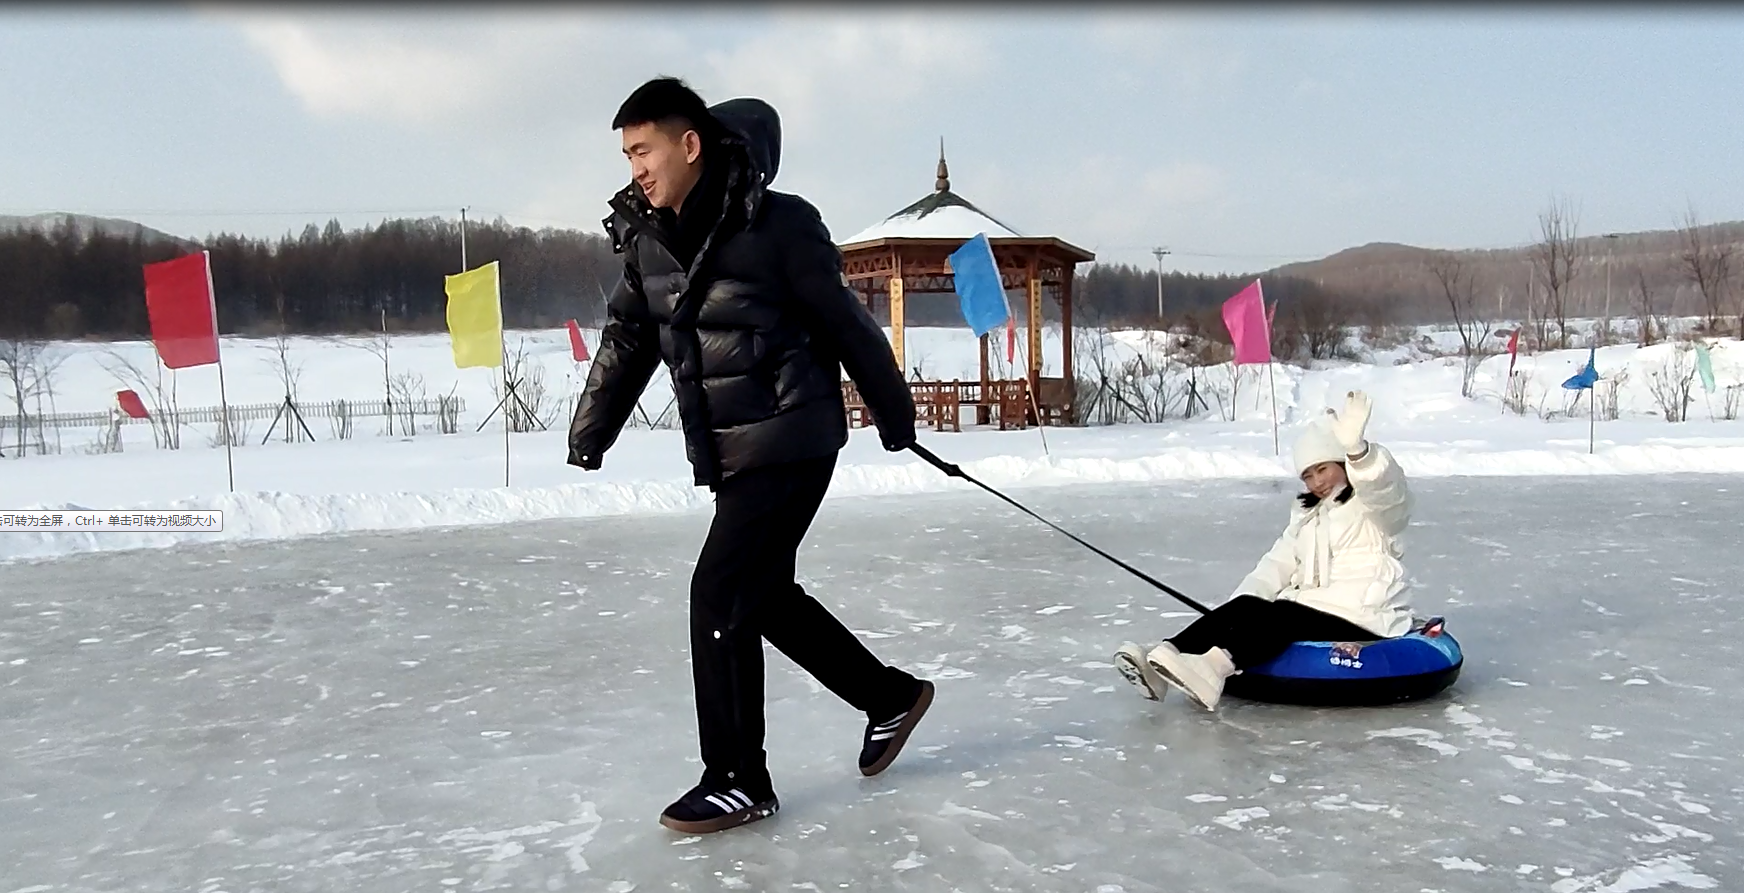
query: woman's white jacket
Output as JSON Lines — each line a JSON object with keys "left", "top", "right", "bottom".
{"left": 1234, "top": 442, "right": 1414, "bottom": 638}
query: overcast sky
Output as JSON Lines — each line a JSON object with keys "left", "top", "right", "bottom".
{"left": 4, "top": 5, "right": 1743, "bottom": 274}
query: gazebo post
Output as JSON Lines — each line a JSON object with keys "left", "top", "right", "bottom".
{"left": 1061, "top": 261, "right": 1076, "bottom": 424}
{"left": 889, "top": 250, "right": 906, "bottom": 376}
{"left": 1026, "top": 252, "right": 1042, "bottom": 397}
{"left": 977, "top": 333, "right": 991, "bottom": 426}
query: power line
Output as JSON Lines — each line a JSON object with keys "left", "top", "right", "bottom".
{"left": 0, "top": 207, "right": 460, "bottom": 218}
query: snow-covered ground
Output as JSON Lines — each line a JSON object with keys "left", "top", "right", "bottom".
{"left": 3, "top": 476, "right": 1738, "bottom": 891}
{"left": 2, "top": 324, "right": 1741, "bottom": 563}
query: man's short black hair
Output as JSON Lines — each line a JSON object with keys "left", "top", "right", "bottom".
{"left": 613, "top": 76, "right": 713, "bottom": 139}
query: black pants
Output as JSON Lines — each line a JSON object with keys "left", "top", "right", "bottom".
{"left": 690, "top": 452, "right": 919, "bottom": 793}
{"left": 1167, "top": 595, "right": 1378, "bottom": 670}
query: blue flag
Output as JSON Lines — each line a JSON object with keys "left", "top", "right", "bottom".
{"left": 1562, "top": 347, "right": 1599, "bottom": 390}
{"left": 948, "top": 233, "right": 1010, "bottom": 337}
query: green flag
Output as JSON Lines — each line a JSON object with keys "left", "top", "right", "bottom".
{"left": 1695, "top": 342, "right": 1717, "bottom": 394}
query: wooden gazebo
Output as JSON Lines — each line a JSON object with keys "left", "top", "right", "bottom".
{"left": 836, "top": 147, "right": 1095, "bottom": 429}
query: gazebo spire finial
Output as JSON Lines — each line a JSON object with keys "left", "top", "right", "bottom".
{"left": 935, "top": 137, "right": 950, "bottom": 193}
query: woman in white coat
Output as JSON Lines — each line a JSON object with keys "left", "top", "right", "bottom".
{"left": 1115, "top": 390, "right": 1414, "bottom": 712}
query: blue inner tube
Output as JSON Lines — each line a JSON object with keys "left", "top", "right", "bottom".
{"left": 1223, "top": 618, "right": 1463, "bottom": 707}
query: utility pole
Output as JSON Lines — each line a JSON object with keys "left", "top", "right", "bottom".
{"left": 1152, "top": 247, "right": 1171, "bottom": 321}
{"left": 1602, "top": 233, "right": 1620, "bottom": 346}
{"left": 460, "top": 206, "right": 470, "bottom": 270}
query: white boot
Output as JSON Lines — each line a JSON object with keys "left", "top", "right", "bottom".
{"left": 1147, "top": 644, "right": 1236, "bottom": 711}
{"left": 1113, "top": 643, "right": 1168, "bottom": 702}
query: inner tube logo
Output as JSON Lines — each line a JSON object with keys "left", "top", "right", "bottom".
{"left": 1328, "top": 642, "right": 1365, "bottom": 670}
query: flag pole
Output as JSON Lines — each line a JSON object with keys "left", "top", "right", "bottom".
{"left": 216, "top": 355, "right": 235, "bottom": 491}
{"left": 203, "top": 251, "right": 234, "bottom": 492}
{"left": 1019, "top": 317, "right": 1050, "bottom": 458}
{"left": 1260, "top": 280, "right": 1278, "bottom": 456}
{"left": 502, "top": 349, "right": 509, "bottom": 488}
{"left": 1267, "top": 361, "right": 1279, "bottom": 456}
{"left": 498, "top": 265, "right": 509, "bottom": 489}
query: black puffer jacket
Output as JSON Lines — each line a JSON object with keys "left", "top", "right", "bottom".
{"left": 567, "top": 98, "right": 916, "bottom": 488}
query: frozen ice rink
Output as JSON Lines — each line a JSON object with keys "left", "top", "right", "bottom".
{"left": 3, "top": 475, "right": 1739, "bottom": 892}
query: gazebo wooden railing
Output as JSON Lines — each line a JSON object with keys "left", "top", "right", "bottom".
{"left": 841, "top": 378, "right": 1072, "bottom": 433}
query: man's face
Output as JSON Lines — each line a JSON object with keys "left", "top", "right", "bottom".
{"left": 1300, "top": 460, "right": 1349, "bottom": 500}
{"left": 621, "top": 121, "right": 702, "bottom": 210}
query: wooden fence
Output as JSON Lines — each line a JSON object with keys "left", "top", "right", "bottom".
{"left": 0, "top": 397, "right": 467, "bottom": 432}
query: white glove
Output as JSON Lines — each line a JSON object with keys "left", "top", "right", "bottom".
{"left": 1326, "top": 390, "right": 1372, "bottom": 457}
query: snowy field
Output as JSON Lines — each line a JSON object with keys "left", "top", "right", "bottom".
{"left": 2, "top": 323, "right": 1742, "bottom": 564}
{"left": 2, "top": 476, "right": 1738, "bottom": 892}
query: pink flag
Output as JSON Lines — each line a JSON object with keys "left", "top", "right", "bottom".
{"left": 1221, "top": 279, "right": 1271, "bottom": 365}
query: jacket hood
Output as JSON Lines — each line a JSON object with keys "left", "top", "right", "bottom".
{"left": 707, "top": 97, "right": 781, "bottom": 185}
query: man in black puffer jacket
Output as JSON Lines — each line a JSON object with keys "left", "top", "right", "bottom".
{"left": 568, "top": 77, "right": 935, "bottom": 835}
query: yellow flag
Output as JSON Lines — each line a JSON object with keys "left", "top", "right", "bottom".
{"left": 445, "top": 261, "right": 503, "bottom": 369}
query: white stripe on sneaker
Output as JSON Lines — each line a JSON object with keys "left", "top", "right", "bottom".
{"left": 725, "top": 789, "right": 753, "bottom": 809}
{"left": 873, "top": 712, "right": 908, "bottom": 732}
{"left": 704, "top": 794, "right": 737, "bottom": 814}
{"left": 871, "top": 731, "right": 896, "bottom": 741}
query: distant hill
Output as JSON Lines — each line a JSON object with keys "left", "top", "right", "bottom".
{"left": 0, "top": 212, "right": 198, "bottom": 249}
{"left": 1268, "top": 222, "right": 1744, "bottom": 323}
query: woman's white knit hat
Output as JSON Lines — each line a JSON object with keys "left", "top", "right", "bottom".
{"left": 1291, "top": 418, "right": 1346, "bottom": 475}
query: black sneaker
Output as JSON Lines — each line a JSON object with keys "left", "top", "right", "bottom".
{"left": 658, "top": 783, "right": 779, "bottom": 834}
{"left": 859, "top": 679, "right": 935, "bottom": 777}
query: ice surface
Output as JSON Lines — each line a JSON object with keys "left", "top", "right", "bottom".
{"left": 2, "top": 475, "right": 1740, "bottom": 891}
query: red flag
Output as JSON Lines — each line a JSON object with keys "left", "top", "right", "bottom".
{"left": 566, "top": 319, "right": 590, "bottom": 362}
{"left": 116, "top": 389, "right": 150, "bottom": 419}
{"left": 1506, "top": 328, "right": 1520, "bottom": 377}
{"left": 1221, "top": 279, "right": 1271, "bottom": 365}
{"left": 142, "top": 252, "right": 219, "bottom": 369}
{"left": 1005, "top": 317, "right": 1016, "bottom": 363}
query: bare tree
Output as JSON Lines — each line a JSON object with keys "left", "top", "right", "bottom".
{"left": 362, "top": 309, "right": 396, "bottom": 434}
{"left": 1677, "top": 205, "right": 1736, "bottom": 336}
{"left": 1070, "top": 325, "right": 1119, "bottom": 426}
{"left": 1632, "top": 270, "right": 1664, "bottom": 347}
{"left": 489, "top": 338, "right": 555, "bottom": 434}
{"left": 99, "top": 347, "right": 182, "bottom": 450}
{"left": 1530, "top": 197, "right": 1583, "bottom": 349}
{"left": 260, "top": 332, "right": 309, "bottom": 443}
{"left": 0, "top": 339, "right": 69, "bottom": 457}
{"left": 318, "top": 309, "right": 400, "bottom": 435}
{"left": 0, "top": 340, "right": 44, "bottom": 456}
{"left": 1274, "top": 289, "right": 1355, "bottom": 361}
{"left": 389, "top": 371, "right": 427, "bottom": 436}
{"left": 1426, "top": 250, "right": 1493, "bottom": 397}
{"left": 1646, "top": 344, "right": 1697, "bottom": 423}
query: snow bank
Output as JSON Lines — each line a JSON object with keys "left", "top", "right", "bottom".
{"left": 6, "top": 324, "right": 1744, "bottom": 563}
{"left": 8, "top": 440, "right": 1744, "bottom": 564}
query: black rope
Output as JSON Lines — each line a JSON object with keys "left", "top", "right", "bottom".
{"left": 908, "top": 443, "right": 1212, "bottom": 616}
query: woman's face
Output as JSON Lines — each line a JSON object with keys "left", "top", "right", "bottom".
{"left": 1300, "top": 460, "right": 1349, "bottom": 500}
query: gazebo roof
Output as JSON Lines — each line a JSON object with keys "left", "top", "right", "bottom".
{"left": 838, "top": 143, "right": 1025, "bottom": 246}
